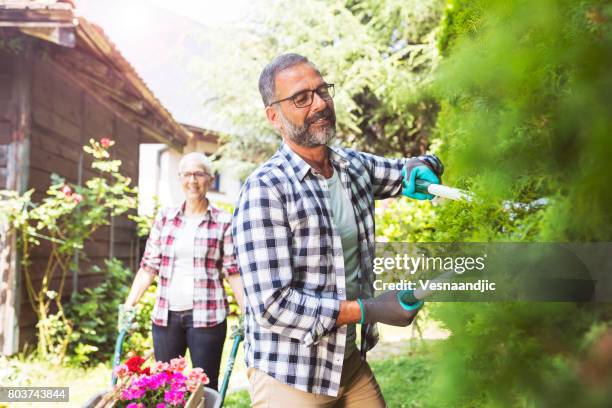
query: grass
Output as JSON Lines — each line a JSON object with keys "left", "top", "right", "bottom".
{"left": 206, "top": 338, "right": 439, "bottom": 408}
{"left": 0, "top": 319, "right": 441, "bottom": 407}
{"left": 371, "top": 348, "right": 435, "bottom": 408}
{"left": 0, "top": 354, "right": 111, "bottom": 408}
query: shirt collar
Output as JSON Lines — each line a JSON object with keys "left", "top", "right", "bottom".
{"left": 279, "top": 141, "right": 350, "bottom": 181}
{"left": 168, "top": 200, "right": 218, "bottom": 222}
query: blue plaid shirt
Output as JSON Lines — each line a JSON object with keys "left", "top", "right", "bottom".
{"left": 232, "top": 142, "right": 407, "bottom": 396}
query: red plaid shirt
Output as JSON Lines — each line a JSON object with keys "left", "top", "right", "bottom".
{"left": 140, "top": 203, "right": 239, "bottom": 327}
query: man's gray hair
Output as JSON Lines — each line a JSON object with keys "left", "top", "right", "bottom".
{"left": 179, "top": 151, "right": 213, "bottom": 174}
{"left": 258, "top": 53, "right": 318, "bottom": 107}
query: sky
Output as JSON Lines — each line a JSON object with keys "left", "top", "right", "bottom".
{"left": 147, "top": 0, "right": 251, "bottom": 26}
{"left": 75, "top": 0, "right": 254, "bottom": 130}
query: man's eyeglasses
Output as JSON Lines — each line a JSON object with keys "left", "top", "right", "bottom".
{"left": 268, "top": 83, "right": 335, "bottom": 108}
{"left": 179, "top": 171, "right": 211, "bottom": 180}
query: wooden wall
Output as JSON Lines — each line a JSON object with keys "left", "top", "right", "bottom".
{"left": 0, "top": 54, "right": 11, "bottom": 187}
{"left": 1, "top": 50, "right": 32, "bottom": 355}
{"left": 18, "top": 52, "right": 142, "bottom": 346}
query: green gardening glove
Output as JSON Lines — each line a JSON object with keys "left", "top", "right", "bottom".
{"left": 117, "top": 304, "right": 136, "bottom": 332}
{"left": 401, "top": 155, "right": 444, "bottom": 200}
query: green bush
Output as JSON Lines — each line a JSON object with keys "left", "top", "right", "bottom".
{"left": 376, "top": 0, "right": 612, "bottom": 405}
{"left": 65, "top": 259, "right": 154, "bottom": 366}
{"left": 423, "top": 0, "right": 612, "bottom": 406}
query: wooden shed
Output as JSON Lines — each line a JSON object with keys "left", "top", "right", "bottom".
{"left": 0, "top": 0, "right": 192, "bottom": 354}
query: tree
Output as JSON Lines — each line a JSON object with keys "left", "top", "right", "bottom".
{"left": 193, "top": 0, "right": 445, "bottom": 176}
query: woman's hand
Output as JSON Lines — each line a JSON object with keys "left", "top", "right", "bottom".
{"left": 124, "top": 268, "right": 156, "bottom": 310}
{"left": 117, "top": 304, "right": 136, "bottom": 331}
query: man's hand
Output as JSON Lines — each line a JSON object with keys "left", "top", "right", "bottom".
{"left": 402, "top": 154, "right": 444, "bottom": 200}
{"left": 362, "top": 291, "right": 422, "bottom": 327}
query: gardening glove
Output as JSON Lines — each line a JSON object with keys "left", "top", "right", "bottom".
{"left": 401, "top": 154, "right": 444, "bottom": 200}
{"left": 361, "top": 290, "right": 423, "bottom": 327}
{"left": 231, "top": 315, "right": 245, "bottom": 339}
{"left": 117, "top": 304, "right": 136, "bottom": 332}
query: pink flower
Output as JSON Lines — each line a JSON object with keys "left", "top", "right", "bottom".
{"left": 100, "top": 137, "right": 113, "bottom": 148}
{"left": 146, "top": 372, "right": 165, "bottom": 390}
{"left": 73, "top": 193, "right": 83, "bottom": 204}
{"left": 164, "top": 389, "right": 185, "bottom": 405}
{"left": 186, "top": 367, "right": 210, "bottom": 391}
{"left": 61, "top": 185, "right": 72, "bottom": 196}
{"left": 114, "top": 363, "right": 129, "bottom": 378}
{"left": 152, "top": 360, "right": 170, "bottom": 374}
{"left": 156, "top": 404, "right": 166, "bottom": 408}
{"left": 121, "top": 386, "right": 146, "bottom": 400}
{"left": 169, "top": 357, "right": 186, "bottom": 373}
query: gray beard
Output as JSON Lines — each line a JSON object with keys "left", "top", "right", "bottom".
{"left": 280, "top": 111, "right": 336, "bottom": 147}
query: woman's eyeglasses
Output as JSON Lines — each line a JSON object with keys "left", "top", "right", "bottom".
{"left": 179, "top": 171, "right": 211, "bottom": 180}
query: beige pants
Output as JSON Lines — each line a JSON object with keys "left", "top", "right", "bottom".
{"left": 247, "top": 351, "right": 386, "bottom": 407}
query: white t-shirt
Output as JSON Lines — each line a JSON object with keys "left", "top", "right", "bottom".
{"left": 168, "top": 215, "right": 205, "bottom": 311}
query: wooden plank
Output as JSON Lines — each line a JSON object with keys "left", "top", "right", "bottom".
{"left": 113, "top": 156, "right": 138, "bottom": 176}
{"left": 31, "top": 63, "right": 54, "bottom": 109}
{"left": 30, "top": 125, "right": 81, "bottom": 163}
{"left": 31, "top": 104, "right": 81, "bottom": 144}
{"left": 29, "top": 144, "right": 78, "bottom": 178}
{"left": 81, "top": 241, "right": 113, "bottom": 258}
{"left": 27, "top": 167, "right": 76, "bottom": 193}
{"left": 0, "top": 75, "right": 12, "bottom": 101}
{"left": 76, "top": 259, "right": 112, "bottom": 276}
{"left": 82, "top": 242, "right": 134, "bottom": 259}
{"left": 0, "top": 6, "right": 73, "bottom": 24}
{"left": 113, "top": 119, "right": 140, "bottom": 151}
{"left": 0, "top": 122, "right": 11, "bottom": 144}
{"left": 3, "top": 54, "right": 32, "bottom": 355}
{"left": 0, "top": 146, "right": 7, "bottom": 167}
{"left": 90, "top": 228, "right": 111, "bottom": 242}
{"left": 83, "top": 93, "right": 114, "bottom": 138}
{"left": 110, "top": 226, "right": 137, "bottom": 243}
{"left": 51, "top": 75, "right": 81, "bottom": 127}
{"left": 29, "top": 138, "right": 79, "bottom": 166}
{"left": 49, "top": 59, "right": 186, "bottom": 150}
{"left": 27, "top": 173, "right": 52, "bottom": 194}
{"left": 112, "top": 216, "right": 135, "bottom": 229}
{"left": 51, "top": 47, "right": 110, "bottom": 79}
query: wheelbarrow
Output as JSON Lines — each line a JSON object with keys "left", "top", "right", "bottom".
{"left": 81, "top": 310, "right": 244, "bottom": 408}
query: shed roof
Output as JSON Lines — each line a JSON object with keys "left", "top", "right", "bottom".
{"left": 0, "top": 0, "right": 192, "bottom": 149}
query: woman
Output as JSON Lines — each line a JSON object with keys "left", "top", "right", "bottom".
{"left": 124, "top": 152, "right": 245, "bottom": 390}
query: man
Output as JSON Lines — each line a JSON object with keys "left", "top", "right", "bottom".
{"left": 232, "top": 53, "right": 443, "bottom": 407}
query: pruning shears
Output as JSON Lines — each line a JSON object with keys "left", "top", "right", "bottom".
{"left": 415, "top": 179, "right": 473, "bottom": 202}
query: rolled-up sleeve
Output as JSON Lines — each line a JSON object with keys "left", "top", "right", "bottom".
{"left": 357, "top": 151, "right": 407, "bottom": 199}
{"left": 139, "top": 209, "right": 164, "bottom": 276}
{"left": 232, "top": 179, "right": 340, "bottom": 347}
{"left": 221, "top": 223, "right": 240, "bottom": 277}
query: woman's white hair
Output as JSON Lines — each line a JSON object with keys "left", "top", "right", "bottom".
{"left": 179, "top": 152, "right": 213, "bottom": 174}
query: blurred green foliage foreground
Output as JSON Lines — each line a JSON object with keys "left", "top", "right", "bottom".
{"left": 200, "top": 0, "right": 612, "bottom": 406}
